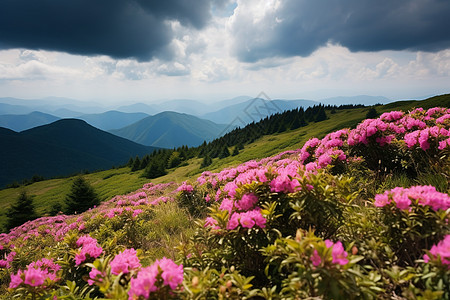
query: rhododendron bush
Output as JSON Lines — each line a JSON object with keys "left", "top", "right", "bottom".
{"left": 0, "top": 106, "right": 449, "bottom": 299}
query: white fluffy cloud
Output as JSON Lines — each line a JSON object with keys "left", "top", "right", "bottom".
{"left": 0, "top": 1, "right": 448, "bottom": 102}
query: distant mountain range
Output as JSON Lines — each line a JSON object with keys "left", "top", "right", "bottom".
{"left": 319, "top": 95, "right": 391, "bottom": 106}
{"left": 110, "top": 111, "right": 229, "bottom": 148}
{"left": 0, "top": 111, "right": 60, "bottom": 132}
{"left": 0, "top": 119, "right": 158, "bottom": 187}
{"left": 201, "top": 98, "right": 319, "bottom": 125}
{"left": 76, "top": 111, "right": 149, "bottom": 131}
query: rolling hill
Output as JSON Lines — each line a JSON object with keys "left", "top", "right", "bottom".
{"left": 0, "top": 119, "right": 158, "bottom": 187}
{"left": 110, "top": 111, "right": 229, "bottom": 148}
{"left": 0, "top": 94, "right": 448, "bottom": 232}
{"left": 76, "top": 110, "right": 149, "bottom": 131}
{"left": 0, "top": 111, "right": 60, "bottom": 132}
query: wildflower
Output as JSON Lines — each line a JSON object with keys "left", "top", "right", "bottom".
{"left": 128, "top": 258, "right": 183, "bottom": 299}
{"left": 311, "top": 250, "right": 322, "bottom": 266}
{"left": 235, "top": 193, "right": 258, "bottom": 211}
{"left": 329, "top": 240, "right": 349, "bottom": 265}
{"left": 424, "top": 235, "right": 450, "bottom": 267}
{"left": 110, "top": 248, "right": 141, "bottom": 275}
{"left": 88, "top": 268, "right": 103, "bottom": 285}
{"left": 9, "top": 271, "right": 23, "bottom": 289}
{"left": 75, "top": 235, "right": 103, "bottom": 265}
{"left": 177, "top": 181, "right": 194, "bottom": 193}
{"left": 24, "top": 267, "right": 46, "bottom": 287}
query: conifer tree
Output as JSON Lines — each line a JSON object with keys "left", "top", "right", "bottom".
{"left": 201, "top": 154, "right": 213, "bottom": 168}
{"left": 64, "top": 176, "right": 99, "bottom": 214}
{"left": 219, "top": 146, "right": 230, "bottom": 159}
{"left": 315, "top": 106, "right": 328, "bottom": 122}
{"left": 143, "top": 161, "right": 167, "bottom": 179}
{"left": 366, "top": 107, "right": 378, "bottom": 119}
{"left": 131, "top": 156, "right": 141, "bottom": 171}
{"left": 232, "top": 146, "right": 240, "bottom": 156}
{"left": 6, "top": 191, "right": 38, "bottom": 231}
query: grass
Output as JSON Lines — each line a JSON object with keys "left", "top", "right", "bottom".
{"left": 0, "top": 95, "right": 448, "bottom": 232}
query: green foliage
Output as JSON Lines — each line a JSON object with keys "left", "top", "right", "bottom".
{"left": 366, "top": 107, "right": 378, "bottom": 119}
{"left": 64, "top": 176, "right": 100, "bottom": 215}
{"left": 200, "top": 154, "right": 213, "bottom": 168}
{"left": 142, "top": 160, "right": 167, "bottom": 179}
{"left": 5, "top": 191, "right": 38, "bottom": 231}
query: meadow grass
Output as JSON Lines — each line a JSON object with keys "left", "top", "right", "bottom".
{"left": 0, "top": 96, "right": 447, "bottom": 232}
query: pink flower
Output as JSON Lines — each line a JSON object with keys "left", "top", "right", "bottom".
{"left": 176, "top": 181, "right": 194, "bottom": 193}
{"left": 9, "top": 271, "right": 23, "bottom": 289}
{"left": 219, "top": 198, "right": 234, "bottom": 213}
{"left": 424, "top": 235, "right": 450, "bottom": 267}
{"left": 129, "top": 265, "right": 158, "bottom": 299}
{"left": 330, "top": 241, "right": 349, "bottom": 265}
{"left": 158, "top": 257, "right": 184, "bottom": 289}
{"left": 24, "top": 267, "right": 46, "bottom": 287}
{"left": 223, "top": 181, "right": 238, "bottom": 198}
{"left": 227, "top": 212, "right": 240, "bottom": 230}
{"left": 204, "top": 217, "right": 219, "bottom": 229}
{"left": 132, "top": 209, "right": 143, "bottom": 218}
{"left": 88, "top": 268, "right": 103, "bottom": 285}
{"left": 75, "top": 235, "right": 103, "bottom": 265}
{"left": 270, "top": 174, "right": 300, "bottom": 193}
{"left": 110, "top": 248, "right": 141, "bottom": 275}
{"left": 128, "top": 258, "right": 183, "bottom": 299}
{"left": 374, "top": 186, "right": 450, "bottom": 211}
{"left": 311, "top": 250, "right": 321, "bottom": 266}
{"left": 235, "top": 193, "right": 258, "bottom": 211}
{"left": 239, "top": 213, "right": 255, "bottom": 228}
{"left": 374, "top": 193, "right": 390, "bottom": 207}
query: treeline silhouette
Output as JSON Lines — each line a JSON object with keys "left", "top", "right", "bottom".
{"left": 129, "top": 104, "right": 364, "bottom": 179}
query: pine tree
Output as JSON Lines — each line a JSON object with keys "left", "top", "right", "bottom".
{"left": 366, "top": 107, "right": 378, "bottom": 119}
{"left": 131, "top": 156, "right": 141, "bottom": 171}
{"left": 143, "top": 161, "right": 167, "bottom": 179}
{"left": 201, "top": 154, "right": 213, "bottom": 168}
{"left": 232, "top": 146, "right": 240, "bottom": 156}
{"left": 6, "top": 191, "right": 38, "bottom": 231}
{"left": 219, "top": 146, "right": 230, "bottom": 159}
{"left": 315, "top": 106, "right": 328, "bottom": 122}
{"left": 64, "top": 176, "right": 99, "bottom": 214}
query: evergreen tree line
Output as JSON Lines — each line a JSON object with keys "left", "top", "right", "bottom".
{"left": 3, "top": 175, "right": 99, "bottom": 232}
{"left": 128, "top": 104, "right": 331, "bottom": 178}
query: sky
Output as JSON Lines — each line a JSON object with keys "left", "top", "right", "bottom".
{"left": 0, "top": 0, "right": 449, "bottom": 104}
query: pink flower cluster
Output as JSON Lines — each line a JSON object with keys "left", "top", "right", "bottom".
{"left": 299, "top": 107, "right": 450, "bottom": 169}
{"left": 0, "top": 251, "right": 16, "bottom": 269}
{"left": 0, "top": 215, "right": 84, "bottom": 251}
{"left": 300, "top": 130, "right": 349, "bottom": 169}
{"left": 311, "top": 240, "right": 349, "bottom": 267}
{"left": 110, "top": 248, "right": 141, "bottom": 275}
{"left": 176, "top": 181, "right": 194, "bottom": 193}
{"left": 75, "top": 235, "right": 103, "bottom": 265}
{"left": 227, "top": 209, "right": 267, "bottom": 230}
{"left": 374, "top": 185, "right": 450, "bottom": 211}
{"left": 9, "top": 258, "right": 60, "bottom": 289}
{"left": 424, "top": 235, "right": 450, "bottom": 267}
{"left": 128, "top": 257, "right": 183, "bottom": 299}
{"left": 404, "top": 126, "right": 450, "bottom": 150}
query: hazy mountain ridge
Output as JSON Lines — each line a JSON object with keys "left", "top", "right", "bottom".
{"left": 201, "top": 98, "right": 320, "bottom": 124}
{"left": 0, "top": 119, "right": 158, "bottom": 187}
{"left": 76, "top": 111, "right": 150, "bottom": 131}
{"left": 0, "top": 111, "right": 60, "bottom": 132}
{"left": 110, "top": 111, "right": 229, "bottom": 148}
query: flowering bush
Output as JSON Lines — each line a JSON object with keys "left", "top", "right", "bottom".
{"left": 1, "top": 106, "right": 449, "bottom": 299}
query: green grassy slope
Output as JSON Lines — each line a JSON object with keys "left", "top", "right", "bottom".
{"left": 0, "top": 94, "right": 448, "bottom": 232}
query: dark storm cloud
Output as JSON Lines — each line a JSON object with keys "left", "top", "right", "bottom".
{"left": 0, "top": 0, "right": 212, "bottom": 61}
{"left": 231, "top": 0, "right": 450, "bottom": 62}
